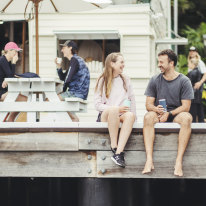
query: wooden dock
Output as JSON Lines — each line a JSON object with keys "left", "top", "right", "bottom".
{"left": 0, "top": 122, "right": 205, "bottom": 178}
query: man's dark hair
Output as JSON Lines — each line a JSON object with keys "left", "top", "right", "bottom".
{"left": 158, "top": 49, "right": 177, "bottom": 66}
{"left": 60, "top": 40, "right": 78, "bottom": 55}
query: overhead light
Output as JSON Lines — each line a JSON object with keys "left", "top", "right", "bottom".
{"left": 0, "top": 20, "right": 3, "bottom": 24}
{"left": 155, "top": 38, "right": 188, "bottom": 45}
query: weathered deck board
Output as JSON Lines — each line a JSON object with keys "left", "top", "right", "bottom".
{"left": 0, "top": 151, "right": 96, "bottom": 177}
{"left": 0, "top": 132, "right": 78, "bottom": 151}
{"left": 0, "top": 122, "right": 205, "bottom": 132}
{"left": 97, "top": 151, "right": 206, "bottom": 178}
{"left": 79, "top": 133, "right": 206, "bottom": 152}
{"left": 0, "top": 122, "right": 204, "bottom": 178}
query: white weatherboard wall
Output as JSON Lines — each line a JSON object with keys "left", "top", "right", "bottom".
{"left": 122, "top": 35, "right": 151, "bottom": 78}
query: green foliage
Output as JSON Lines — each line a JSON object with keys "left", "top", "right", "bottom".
{"left": 181, "top": 22, "right": 206, "bottom": 64}
{"left": 181, "top": 22, "right": 206, "bottom": 57}
{"left": 171, "top": 0, "right": 195, "bottom": 14}
{"left": 177, "top": 54, "right": 188, "bottom": 75}
{"left": 177, "top": 22, "right": 206, "bottom": 75}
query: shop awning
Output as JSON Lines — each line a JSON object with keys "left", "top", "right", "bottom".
{"left": 53, "top": 30, "right": 120, "bottom": 40}
{"left": 155, "top": 38, "right": 188, "bottom": 45}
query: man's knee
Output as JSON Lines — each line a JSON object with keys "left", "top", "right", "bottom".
{"left": 175, "top": 112, "right": 192, "bottom": 126}
{"left": 144, "top": 112, "right": 158, "bottom": 125}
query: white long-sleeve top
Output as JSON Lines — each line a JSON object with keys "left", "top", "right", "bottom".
{"left": 94, "top": 75, "right": 136, "bottom": 118}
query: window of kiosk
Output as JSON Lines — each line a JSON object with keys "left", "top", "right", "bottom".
{"left": 57, "top": 39, "right": 120, "bottom": 74}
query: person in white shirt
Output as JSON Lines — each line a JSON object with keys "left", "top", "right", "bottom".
{"left": 187, "top": 46, "right": 206, "bottom": 122}
{"left": 188, "top": 46, "right": 206, "bottom": 89}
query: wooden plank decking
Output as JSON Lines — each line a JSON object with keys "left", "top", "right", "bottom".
{"left": 0, "top": 122, "right": 205, "bottom": 178}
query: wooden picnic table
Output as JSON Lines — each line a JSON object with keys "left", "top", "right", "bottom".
{"left": 0, "top": 78, "right": 87, "bottom": 122}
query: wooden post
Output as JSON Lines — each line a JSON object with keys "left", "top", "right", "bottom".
{"left": 34, "top": 0, "right": 40, "bottom": 75}
{"left": 102, "top": 40, "right": 105, "bottom": 66}
{"left": 22, "top": 21, "right": 26, "bottom": 73}
{"left": 9, "top": 22, "right": 14, "bottom": 42}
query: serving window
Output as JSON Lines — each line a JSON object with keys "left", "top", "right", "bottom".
{"left": 54, "top": 31, "right": 120, "bottom": 73}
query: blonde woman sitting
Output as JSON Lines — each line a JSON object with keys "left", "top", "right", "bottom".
{"left": 94, "top": 52, "right": 136, "bottom": 168}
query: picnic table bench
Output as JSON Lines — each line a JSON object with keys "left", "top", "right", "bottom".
{"left": 0, "top": 77, "right": 87, "bottom": 122}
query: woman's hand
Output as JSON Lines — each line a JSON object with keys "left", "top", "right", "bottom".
{"left": 194, "top": 81, "right": 202, "bottom": 90}
{"left": 119, "top": 106, "right": 130, "bottom": 113}
{"left": 2, "top": 81, "right": 8, "bottom": 88}
{"left": 12, "top": 54, "right": 18, "bottom": 64}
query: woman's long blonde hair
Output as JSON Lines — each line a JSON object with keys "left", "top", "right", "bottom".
{"left": 1, "top": 50, "right": 6, "bottom": 56}
{"left": 95, "top": 52, "right": 127, "bottom": 98}
{"left": 188, "top": 57, "right": 199, "bottom": 68}
{"left": 188, "top": 52, "right": 200, "bottom": 62}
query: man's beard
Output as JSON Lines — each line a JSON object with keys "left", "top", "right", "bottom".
{"left": 159, "top": 67, "right": 165, "bottom": 74}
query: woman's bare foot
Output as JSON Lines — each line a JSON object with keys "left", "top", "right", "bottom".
{"left": 142, "top": 160, "right": 154, "bottom": 174}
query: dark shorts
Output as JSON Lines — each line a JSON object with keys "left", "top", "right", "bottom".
{"left": 60, "top": 90, "right": 76, "bottom": 100}
{"left": 96, "top": 112, "right": 124, "bottom": 122}
{"left": 60, "top": 90, "right": 77, "bottom": 115}
{"left": 96, "top": 112, "right": 102, "bottom": 122}
{"left": 0, "top": 90, "right": 6, "bottom": 100}
{"left": 167, "top": 114, "right": 177, "bottom": 122}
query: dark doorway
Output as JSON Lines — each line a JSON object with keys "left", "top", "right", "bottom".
{"left": 0, "top": 21, "right": 29, "bottom": 73}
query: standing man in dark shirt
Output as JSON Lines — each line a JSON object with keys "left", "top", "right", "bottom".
{"left": 142, "top": 49, "right": 193, "bottom": 177}
{"left": 55, "top": 40, "right": 90, "bottom": 122}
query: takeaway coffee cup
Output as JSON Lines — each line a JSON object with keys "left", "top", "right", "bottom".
{"left": 159, "top": 99, "right": 167, "bottom": 112}
{"left": 56, "top": 57, "right": 62, "bottom": 64}
{"left": 123, "top": 99, "right": 131, "bottom": 108}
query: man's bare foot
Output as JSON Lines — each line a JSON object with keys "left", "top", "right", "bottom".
{"left": 142, "top": 160, "right": 154, "bottom": 174}
{"left": 174, "top": 161, "right": 183, "bottom": 177}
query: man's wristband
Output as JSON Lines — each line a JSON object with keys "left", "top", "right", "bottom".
{"left": 169, "top": 111, "right": 173, "bottom": 117}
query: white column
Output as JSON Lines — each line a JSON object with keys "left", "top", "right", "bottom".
{"left": 174, "top": 0, "right": 178, "bottom": 54}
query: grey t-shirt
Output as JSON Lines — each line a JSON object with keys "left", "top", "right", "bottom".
{"left": 144, "top": 73, "right": 194, "bottom": 111}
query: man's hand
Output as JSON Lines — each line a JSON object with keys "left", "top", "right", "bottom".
{"left": 159, "top": 112, "right": 169, "bottom": 122}
{"left": 119, "top": 106, "right": 130, "bottom": 113}
{"left": 2, "top": 81, "right": 8, "bottom": 88}
{"left": 54, "top": 58, "right": 62, "bottom": 69}
{"left": 194, "top": 81, "right": 202, "bottom": 90}
{"left": 156, "top": 105, "right": 165, "bottom": 115}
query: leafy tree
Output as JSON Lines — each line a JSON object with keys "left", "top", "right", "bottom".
{"left": 172, "top": 0, "right": 194, "bottom": 14}
{"left": 173, "top": 0, "right": 206, "bottom": 74}
{"left": 176, "top": 54, "right": 187, "bottom": 75}
{"left": 177, "top": 22, "right": 206, "bottom": 74}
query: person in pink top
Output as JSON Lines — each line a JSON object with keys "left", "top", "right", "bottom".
{"left": 94, "top": 52, "right": 136, "bottom": 168}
